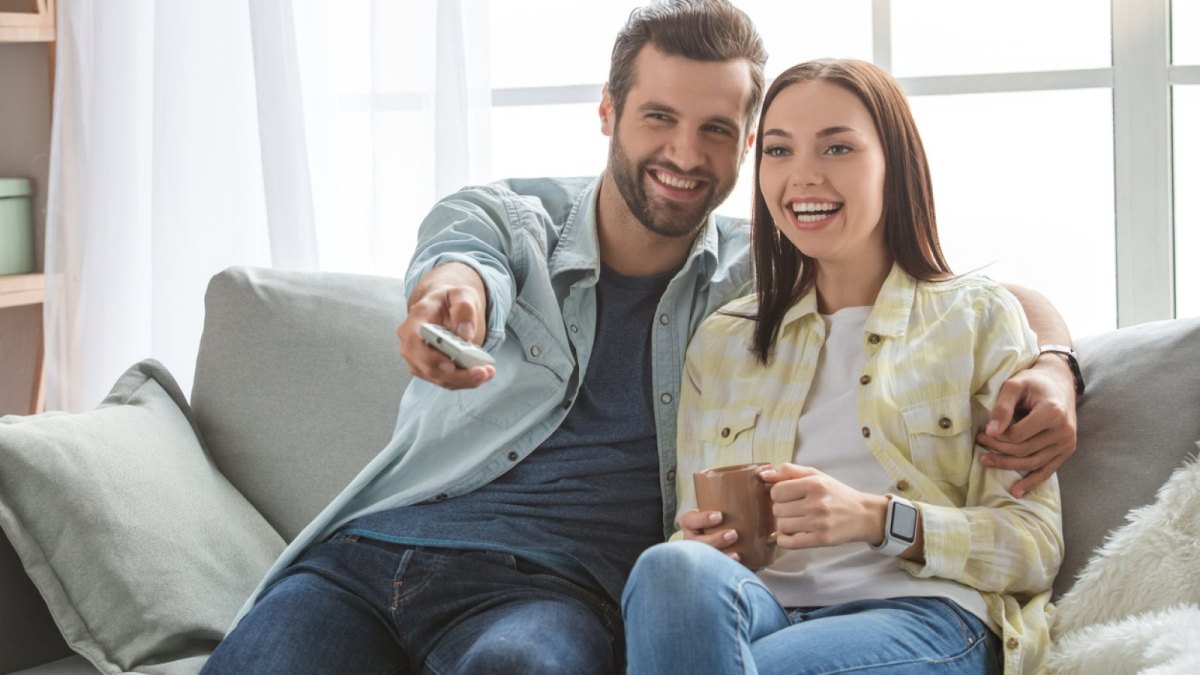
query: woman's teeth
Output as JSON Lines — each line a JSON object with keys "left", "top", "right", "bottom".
{"left": 791, "top": 202, "right": 841, "bottom": 222}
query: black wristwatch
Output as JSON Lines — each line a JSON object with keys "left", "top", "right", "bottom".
{"left": 1039, "top": 344, "right": 1085, "bottom": 397}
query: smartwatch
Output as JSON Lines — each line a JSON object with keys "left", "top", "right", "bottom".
{"left": 1038, "top": 344, "right": 1086, "bottom": 397}
{"left": 871, "top": 494, "right": 918, "bottom": 557}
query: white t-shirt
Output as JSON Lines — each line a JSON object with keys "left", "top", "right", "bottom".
{"left": 756, "top": 306, "right": 992, "bottom": 628}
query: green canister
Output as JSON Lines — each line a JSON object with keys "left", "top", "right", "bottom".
{"left": 0, "top": 177, "right": 36, "bottom": 275}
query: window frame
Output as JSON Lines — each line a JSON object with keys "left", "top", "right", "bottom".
{"left": 481, "top": 0, "right": 1194, "bottom": 327}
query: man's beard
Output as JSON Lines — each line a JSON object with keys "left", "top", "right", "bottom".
{"left": 607, "top": 132, "right": 735, "bottom": 240}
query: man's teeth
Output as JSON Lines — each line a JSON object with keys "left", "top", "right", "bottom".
{"left": 656, "top": 171, "right": 700, "bottom": 190}
{"left": 791, "top": 202, "right": 840, "bottom": 222}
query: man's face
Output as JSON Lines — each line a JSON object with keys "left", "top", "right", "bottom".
{"left": 601, "top": 46, "right": 756, "bottom": 239}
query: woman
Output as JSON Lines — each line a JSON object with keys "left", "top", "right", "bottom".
{"left": 622, "top": 59, "right": 1062, "bottom": 675}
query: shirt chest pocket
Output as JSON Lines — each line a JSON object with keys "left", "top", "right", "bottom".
{"left": 901, "top": 394, "right": 974, "bottom": 486}
{"left": 697, "top": 406, "right": 761, "bottom": 466}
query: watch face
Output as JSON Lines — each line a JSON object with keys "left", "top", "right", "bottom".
{"left": 890, "top": 502, "right": 918, "bottom": 542}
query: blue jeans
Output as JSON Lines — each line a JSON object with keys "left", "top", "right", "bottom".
{"left": 202, "top": 533, "right": 622, "bottom": 674}
{"left": 622, "top": 541, "right": 1001, "bottom": 675}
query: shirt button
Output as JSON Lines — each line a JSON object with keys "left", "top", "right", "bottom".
{"left": 563, "top": 400, "right": 572, "bottom": 410}
{"left": 938, "top": 417, "right": 952, "bottom": 429}
{"left": 659, "top": 314, "right": 670, "bottom": 325}
{"left": 530, "top": 345, "right": 540, "bottom": 357}
{"left": 859, "top": 374, "right": 871, "bottom": 385}
{"left": 507, "top": 451, "right": 519, "bottom": 461}
{"left": 1006, "top": 637, "right": 1020, "bottom": 651}
{"left": 861, "top": 427, "right": 871, "bottom": 438}
{"left": 720, "top": 427, "right": 731, "bottom": 438}
{"left": 868, "top": 333, "right": 881, "bottom": 345}
{"left": 660, "top": 393, "right": 673, "bottom": 404}
{"left": 896, "top": 480, "right": 910, "bottom": 492}
{"left": 666, "top": 469, "right": 676, "bottom": 482}
{"left": 435, "top": 493, "right": 449, "bottom": 501}
{"left": 570, "top": 324, "right": 579, "bottom": 333}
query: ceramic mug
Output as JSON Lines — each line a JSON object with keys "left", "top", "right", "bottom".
{"left": 693, "top": 462, "right": 777, "bottom": 570}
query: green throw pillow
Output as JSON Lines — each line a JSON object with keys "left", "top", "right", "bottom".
{"left": 0, "top": 360, "right": 284, "bottom": 674}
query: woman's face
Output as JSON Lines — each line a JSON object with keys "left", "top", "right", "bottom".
{"left": 758, "top": 80, "right": 888, "bottom": 270}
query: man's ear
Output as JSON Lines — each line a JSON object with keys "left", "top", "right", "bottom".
{"left": 599, "top": 85, "right": 615, "bottom": 137}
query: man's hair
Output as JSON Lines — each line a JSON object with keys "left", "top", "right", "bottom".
{"left": 608, "top": 0, "right": 767, "bottom": 127}
{"left": 745, "top": 59, "right": 952, "bottom": 364}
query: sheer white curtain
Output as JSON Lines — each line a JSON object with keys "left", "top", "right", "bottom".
{"left": 44, "top": 0, "right": 491, "bottom": 412}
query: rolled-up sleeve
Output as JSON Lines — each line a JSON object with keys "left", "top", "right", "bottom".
{"left": 404, "top": 187, "right": 523, "bottom": 349}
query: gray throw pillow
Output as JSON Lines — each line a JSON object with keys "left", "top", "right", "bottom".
{"left": 0, "top": 360, "right": 285, "bottom": 674}
{"left": 1055, "top": 316, "right": 1200, "bottom": 599}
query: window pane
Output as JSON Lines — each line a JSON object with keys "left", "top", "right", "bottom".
{"left": 892, "top": 1, "right": 1111, "bottom": 77}
{"left": 491, "top": 103, "right": 609, "bottom": 180}
{"left": 733, "top": 0, "right": 873, "bottom": 78}
{"left": 1175, "top": 86, "right": 1200, "bottom": 318}
{"left": 490, "top": 1, "right": 640, "bottom": 88}
{"left": 1175, "top": 0, "right": 1200, "bottom": 64}
{"left": 909, "top": 89, "right": 1116, "bottom": 337}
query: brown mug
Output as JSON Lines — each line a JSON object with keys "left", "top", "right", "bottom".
{"left": 693, "top": 462, "right": 777, "bottom": 570}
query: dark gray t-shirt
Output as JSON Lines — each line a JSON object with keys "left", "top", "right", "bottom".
{"left": 342, "top": 264, "right": 671, "bottom": 602}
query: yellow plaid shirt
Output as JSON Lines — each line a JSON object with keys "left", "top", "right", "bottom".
{"left": 674, "top": 264, "right": 1063, "bottom": 674}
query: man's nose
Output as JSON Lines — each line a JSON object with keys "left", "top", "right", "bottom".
{"left": 664, "top": 128, "right": 705, "bottom": 172}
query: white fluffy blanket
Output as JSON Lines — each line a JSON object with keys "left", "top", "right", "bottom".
{"left": 1049, "top": 448, "right": 1200, "bottom": 674}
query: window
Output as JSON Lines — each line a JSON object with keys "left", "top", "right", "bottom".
{"left": 334, "top": 1, "right": 1192, "bottom": 331}
{"left": 1177, "top": 88, "right": 1199, "bottom": 319}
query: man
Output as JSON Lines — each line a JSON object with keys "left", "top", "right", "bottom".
{"left": 204, "top": 1, "right": 1077, "bottom": 672}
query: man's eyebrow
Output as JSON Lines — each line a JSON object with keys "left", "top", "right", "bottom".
{"left": 638, "top": 102, "right": 741, "bottom": 131}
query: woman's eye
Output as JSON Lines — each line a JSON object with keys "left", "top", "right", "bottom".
{"left": 826, "top": 144, "right": 852, "bottom": 156}
{"left": 763, "top": 146, "right": 790, "bottom": 157}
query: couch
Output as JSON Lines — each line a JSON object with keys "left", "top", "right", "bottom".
{"left": 2, "top": 266, "right": 1198, "bottom": 674}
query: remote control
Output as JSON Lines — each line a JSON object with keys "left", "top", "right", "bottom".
{"left": 418, "top": 322, "right": 496, "bottom": 369}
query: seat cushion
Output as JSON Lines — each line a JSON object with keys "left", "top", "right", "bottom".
{"left": 191, "top": 266, "right": 411, "bottom": 541}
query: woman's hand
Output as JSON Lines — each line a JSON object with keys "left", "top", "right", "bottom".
{"left": 759, "top": 464, "right": 890, "bottom": 549}
{"left": 678, "top": 509, "right": 743, "bottom": 561}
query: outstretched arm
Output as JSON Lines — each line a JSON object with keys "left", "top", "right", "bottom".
{"left": 978, "top": 284, "right": 1078, "bottom": 498}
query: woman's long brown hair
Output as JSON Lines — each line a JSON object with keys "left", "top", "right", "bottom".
{"left": 744, "top": 59, "right": 952, "bottom": 364}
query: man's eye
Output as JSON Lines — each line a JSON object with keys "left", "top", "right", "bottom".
{"left": 705, "top": 125, "right": 732, "bottom": 136}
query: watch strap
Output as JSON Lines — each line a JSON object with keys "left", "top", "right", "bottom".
{"left": 1039, "top": 344, "right": 1086, "bottom": 397}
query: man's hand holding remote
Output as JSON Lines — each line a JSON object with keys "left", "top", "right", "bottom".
{"left": 397, "top": 262, "right": 495, "bottom": 390}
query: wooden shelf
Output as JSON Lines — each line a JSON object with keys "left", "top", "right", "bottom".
{"left": 0, "top": 1, "right": 55, "bottom": 43}
{"left": 0, "top": 273, "right": 44, "bottom": 309}
{"left": 0, "top": 0, "right": 53, "bottom": 416}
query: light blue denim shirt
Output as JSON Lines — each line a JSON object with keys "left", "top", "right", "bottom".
{"left": 230, "top": 175, "right": 751, "bottom": 628}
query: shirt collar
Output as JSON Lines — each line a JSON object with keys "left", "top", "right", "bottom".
{"left": 548, "top": 174, "right": 723, "bottom": 286}
{"left": 778, "top": 261, "right": 917, "bottom": 337}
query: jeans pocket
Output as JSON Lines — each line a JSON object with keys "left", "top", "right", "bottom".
{"left": 928, "top": 597, "right": 988, "bottom": 648}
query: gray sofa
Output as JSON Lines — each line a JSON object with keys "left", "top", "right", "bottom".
{"left": 2, "top": 266, "right": 1198, "bottom": 674}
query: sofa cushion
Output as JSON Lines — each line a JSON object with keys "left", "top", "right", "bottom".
{"left": 0, "top": 360, "right": 284, "bottom": 674}
{"left": 191, "top": 266, "right": 411, "bottom": 541}
{"left": 1055, "top": 317, "right": 1200, "bottom": 598}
